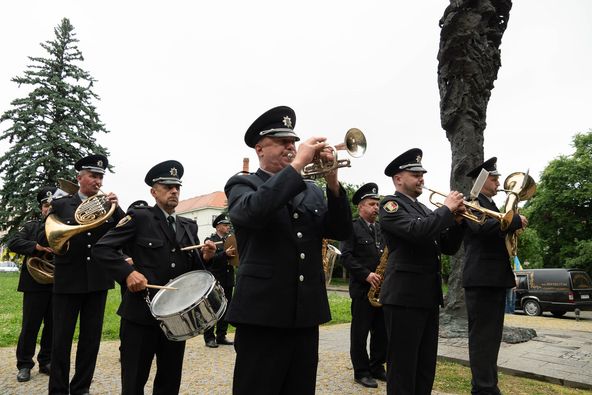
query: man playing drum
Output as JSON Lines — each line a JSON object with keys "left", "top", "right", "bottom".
{"left": 93, "top": 160, "right": 216, "bottom": 394}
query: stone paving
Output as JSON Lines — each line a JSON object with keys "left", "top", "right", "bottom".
{"left": 1, "top": 313, "right": 590, "bottom": 394}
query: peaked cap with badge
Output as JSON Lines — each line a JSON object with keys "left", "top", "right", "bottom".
{"left": 244, "top": 106, "right": 300, "bottom": 148}
{"left": 144, "top": 160, "right": 184, "bottom": 186}
{"left": 352, "top": 182, "right": 380, "bottom": 205}
{"left": 36, "top": 186, "right": 58, "bottom": 204}
{"left": 212, "top": 213, "right": 231, "bottom": 228}
{"left": 466, "top": 157, "right": 500, "bottom": 178}
{"left": 75, "top": 154, "right": 108, "bottom": 174}
{"left": 384, "top": 148, "right": 427, "bottom": 177}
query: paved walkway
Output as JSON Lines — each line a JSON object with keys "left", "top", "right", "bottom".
{"left": 1, "top": 314, "right": 590, "bottom": 394}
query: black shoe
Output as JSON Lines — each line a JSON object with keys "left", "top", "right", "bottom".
{"left": 372, "top": 371, "right": 387, "bottom": 382}
{"left": 39, "top": 363, "right": 51, "bottom": 375}
{"left": 17, "top": 368, "right": 31, "bottom": 382}
{"left": 216, "top": 336, "right": 234, "bottom": 345}
{"left": 205, "top": 339, "right": 218, "bottom": 348}
{"left": 355, "top": 376, "right": 378, "bottom": 388}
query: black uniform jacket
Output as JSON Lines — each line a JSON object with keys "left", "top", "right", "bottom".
{"left": 93, "top": 205, "right": 206, "bottom": 326}
{"left": 224, "top": 166, "right": 352, "bottom": 328}
{"left": 340, "top": 218, "right": 385, "bottom": 299}
{"left": 462, "top": 193, "right": 523, "bottom": 288}
{"left": 205, "top": 233, "right": 234, "bottom": 288}
{"left": 49, "top": 194, "right": 124, "bottom": 293}
{"left": 7, "top": 219, "right": 52, "bottom": 292}
{"left": 378, "top": 192, "right": 464, "bottom": 308}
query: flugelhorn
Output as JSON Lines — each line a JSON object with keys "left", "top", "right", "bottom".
{"left": 422, "top": 186, "right": 514, "bottom": 226}
{"left": 301, "top": 128, "right": 367, "bottom": 178}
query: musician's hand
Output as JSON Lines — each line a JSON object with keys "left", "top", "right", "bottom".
{"left": 125, "top": 257, "right": 134, "bottom": 265}
{"left": 520, "top": 215, "right": 528, "bottom": 229}
{"left": 225, "top": 246, "right": 236, "bottom": 257}
{"left": 106, "top": 192, "right": 119, "bottom": 206}
{"left": 35, "top": 244, "right": 54, "bottom": 254}
{"left": 201, "top": 240, "right": 216, "bottom": 261}
{"left": 290, "top": 136, "right": 327, "bottom": 173}
{"left": 126, "top": 270, "right": 147, "bottom": 293}
{"left": 366, "top": 272, "right": 382, "bottom": 289}
{"left": 443, "top": 191, "right": 464, "bottom": 213}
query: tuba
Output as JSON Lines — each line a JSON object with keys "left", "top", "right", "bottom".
{"left": 501, "top": 171, "right": 536, "bottom": 260}
{"left": 302, "top": 129, "right": 367, "bottom": 179}
{"left": 368, "top": 247, "right": 389, "bottom": 307}
{"left": 46, "top": 193, "right": 116, "bottom": 255}
{"left": 26, "top": 252, "right": 54, "bottom": 284}
{"left": 322, "top": 239, "right": 341, "bottom": 286}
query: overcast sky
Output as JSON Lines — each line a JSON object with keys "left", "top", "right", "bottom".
{"left": 1, "top": 1, "right": 591, "bottom": 210}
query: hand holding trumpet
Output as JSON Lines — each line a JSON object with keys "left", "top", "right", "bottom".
{"left": 290, "top": 136, "right": 341, "bottom": 194}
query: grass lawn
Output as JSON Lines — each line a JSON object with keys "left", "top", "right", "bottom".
{"left": 1, "top": 272, "right": 588, "bottom": 394}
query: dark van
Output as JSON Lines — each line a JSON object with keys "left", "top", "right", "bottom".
{"left": 514, "top": 268, "right": 592, "bottom": 317}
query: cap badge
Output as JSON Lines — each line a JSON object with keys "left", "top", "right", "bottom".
{"left": 46, "top": 191, "right": 53, "bottom": 198}
{"left": 97, "top": 160, "right": 104, "bottom": 167}
{"left": 170, "top": 167, "right": 178, "bottom": 177}
{"left": 416, "top": 155, "right": 422, "bottom": 163}
{"left": 282, "top": 116, "right": 292, "bottom": 128}
{"left": 372, "top": 187, "right": 377, "bottom": 194}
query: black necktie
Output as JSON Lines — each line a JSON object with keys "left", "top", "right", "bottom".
{"left": 369, "top": 223, "right": 378, "bottom": 246}
{"left": 167, "top": 215, "right": 176, "bottom": 235}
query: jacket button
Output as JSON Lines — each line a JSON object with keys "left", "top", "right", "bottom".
{"left": 293, "top": 212, "right": 299, "bottom": 219}
{"left": 87, "top": 244, "right": 92, "bottom": 248}
{"left": 87, "top": 232, "right": 92, "bottom": 236}
{"left": 171, "top": 263, "right": 176, "bottom": 268}
{"left": 86, "top": 257, "right": 91, "bottom": 261}
{"left": 299, "top": 275, "right": 304, "bottom": 282}
{"left": 300, "top": 253, "right": 305, "bottom": 260}
{"left": 148, "top": 242, "right": 152, "bottom": 246}
{"left": 171, "top": 248, "right": 176, "bottom": 252}
{"left": 296, "top": 232, "right": 303, "bottom": 238}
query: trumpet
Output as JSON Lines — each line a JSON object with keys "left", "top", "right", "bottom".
{"left": 301, "top": 128, "right": 367, "bottom": 178}
{"left": 423, "top": 186, "right": 514, "bottom": 226}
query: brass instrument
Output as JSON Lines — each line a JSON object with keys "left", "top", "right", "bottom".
{"left": 26, "top": 252, "right": 54, "bottom": 284}
{"left": 223, "top": 233, "right": 240, "bottom": 267}
{"left": 322, "top": 239, "right": 341, "bottom": 286}
{"left": 423, "top": 186, "right": 514, "bottom": 227}
{"left": 501, "top": 171, "right": 536, "bottom": 259}
{"left": 302, "top": 128, "right": 367, "bottom": 178}
{"left": 46, "top": 193, "right": 116, "bottom": 254}
{"left": 368, "top": 247, "right": 389, "bottom": 307}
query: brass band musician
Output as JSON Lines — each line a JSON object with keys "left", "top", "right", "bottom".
{"left": 339, "top": 182, "right": 387, "bottom": 388}
{"left": 8, "top": 186, "right": 56, "bottom": 383}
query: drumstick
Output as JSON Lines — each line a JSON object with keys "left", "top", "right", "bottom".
{"left": 146, "top": 284, "right": 178, "bottom": 291}
{"left": 180, "top": 241, "right": 223, "bottom": 251}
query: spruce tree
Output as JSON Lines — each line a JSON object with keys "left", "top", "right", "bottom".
{"left": 0, "top": 17, "right": 110, "bottom": 242}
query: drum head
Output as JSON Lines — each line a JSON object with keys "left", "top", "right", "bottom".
{"left": 151, "top": 271, "right": 214, "bottom": 317}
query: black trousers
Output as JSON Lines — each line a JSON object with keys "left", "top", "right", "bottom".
{"left": 120, "top": 318, "right": 186, "bottom": 395}
{"left": 465, "top": 287, "right": 507, "bottom": 395}
{"left": 204, "top": 283, "right": 233, "bottom": 342}
{"left": 349, "top": 296, "right": 387, "bottom": 378}
{"left": 383, "top": 304, "right": 439, "bottom": 395}
{"left": 232, "top": 324, "right": 319, "bottom": 395}
{"left": 16, "top": 291, "right": 53, "bottom": 369}
{"left": 49, "top": 291, "right": 107, "bottom": 395}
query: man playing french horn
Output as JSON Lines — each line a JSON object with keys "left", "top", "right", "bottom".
{"left": 224, "top": 106, "right": 352, "bottom": 395}
{"left": 8, "top": 186, "right": 57, "bottom": 383}
{"left": 47, "top": 154, "right": 125, "bottom": 395}
{"left": 339, "top": 182, "right": 387, "bottom": 389}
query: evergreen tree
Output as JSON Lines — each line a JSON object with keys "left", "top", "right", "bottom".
{"left": 0, "top": 18, "right": 110, "bottom": 242}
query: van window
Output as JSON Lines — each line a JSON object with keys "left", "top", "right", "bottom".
{"left": 570, "top": 272, "right": 592, "bottom": 290}
{"left": 517, "top": 275, "right": 528, "bottom": 290}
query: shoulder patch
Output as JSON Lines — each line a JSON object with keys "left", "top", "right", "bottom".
{"left": 384, "top": 201, "right": 399, "bottom": 213}
{"left": 116, "top": 215, "right": 132, "bottom": 228}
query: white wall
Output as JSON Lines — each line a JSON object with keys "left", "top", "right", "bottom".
{"left": 178, "top": 207, "right": 223, "bottom": 244}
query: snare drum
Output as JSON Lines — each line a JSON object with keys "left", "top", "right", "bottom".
{"left": 149, "top": 270, "right": 227, "bottom": 341}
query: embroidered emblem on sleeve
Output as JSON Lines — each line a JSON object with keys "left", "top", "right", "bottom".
{"left": 116, "top": 215, "right": 132, "bottom": 228}
{"left": 384, "top": 201, "right": 398, "bottom": 213}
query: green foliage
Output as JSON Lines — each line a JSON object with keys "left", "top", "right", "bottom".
{"left": 0, "top": 18, "right": 110, "bottom": 242}
{"left": 525, "top": 131, "right": 592, "bottom": 274}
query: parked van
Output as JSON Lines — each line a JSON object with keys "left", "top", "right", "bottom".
{"left": 514, "top": 268, "right": 592, "bottom": 317}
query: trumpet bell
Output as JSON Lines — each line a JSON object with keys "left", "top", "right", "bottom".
{"left": 343, "top": 128, "right": 366, "bottom": 158}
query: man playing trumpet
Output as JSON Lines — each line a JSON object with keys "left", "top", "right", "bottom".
{"left": 224, "top": 106, "right": 352, "bottom": 395}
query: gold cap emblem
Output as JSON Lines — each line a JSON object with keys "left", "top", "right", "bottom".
{"left": 283, "top": 116, "right": 292, "bottom": 128}
{"left": 170, "top": 167, "right": 178, "bottom": 177}
{"left": 97, "top": 160, "right": 104, "bottom": 167}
